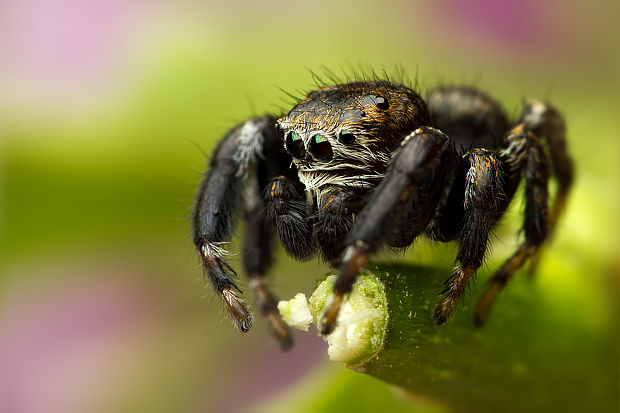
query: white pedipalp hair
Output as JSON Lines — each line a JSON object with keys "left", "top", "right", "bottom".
{"left": 298, "top": 170, "right": 386, "bottom": 191}
{"left": 288, "top": 129, "right": 392, "bottom": 192}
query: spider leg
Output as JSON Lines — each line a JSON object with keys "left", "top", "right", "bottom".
{"left": 193, "top": 115, "right": 289, "bottom": 338}
{"left": 319, "top": 127, "right": 449, "bottom": 335}
{"left": 433, "top": 149, "right": 504, "bottom": 324}
{"left": 474, "top": 125, "right": 552, "bottom": 326}
{"left": 519, "top": 100, "right": 574, "bottom": 273}
{"left": 243, "top": 182, "right": 294, "bottom": 350}
{"left": 388, "top": 145, "right": 458, "bottom": 248}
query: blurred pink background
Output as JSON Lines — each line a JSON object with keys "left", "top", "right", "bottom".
{"left": 1, "top": 0, "right": 618, "bottom": 412}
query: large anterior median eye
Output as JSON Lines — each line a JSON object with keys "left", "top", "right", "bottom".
{"left": 286, "top": 131, "right": 305, "bottom": 159}
{"left": 309, "top": 134, "right": 333, "bottom": 161}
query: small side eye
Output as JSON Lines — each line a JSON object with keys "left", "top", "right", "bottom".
{"left": 286, "top": 131, "right": 305, "bottom": 159}
{"left": 309, "top": 134, "right": 333, "bottom": 161}
{"left": 375, "top": 96, "right": 389, "bottom": 110}
{"left": 276, "top": 123, "right": 286, "bottom": 137}
{"left": 338, "top": 131, "right": 356, "bottom": 145}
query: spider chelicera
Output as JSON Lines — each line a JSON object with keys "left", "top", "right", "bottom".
{"left": 192, "top": 79, "right": 573, "bottom": 350}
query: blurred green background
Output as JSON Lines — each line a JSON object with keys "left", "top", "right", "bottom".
{"left": 1, "top": 0, "right": 618, "bottom": 412}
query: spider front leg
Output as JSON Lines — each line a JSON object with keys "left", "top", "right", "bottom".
{"left": 433, "top": 149, "right": 504, "bottom": 324}
{"left": 193, "top": 115, "right": 293, "bottom": 347}
{"left": 319, "top": 127, "right": 449, "bottom": 335}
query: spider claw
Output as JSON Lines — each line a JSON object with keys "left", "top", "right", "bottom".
{"left": 238, "top": 317, "right": 254, "bottom": 332}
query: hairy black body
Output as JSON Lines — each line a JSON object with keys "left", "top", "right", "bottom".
{"left": 193, "top": 80, "right": 573, "bottom": 349}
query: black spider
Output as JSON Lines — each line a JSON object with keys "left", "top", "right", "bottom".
{"left": 192, "top": 80, "right": 573, "bottom": 350}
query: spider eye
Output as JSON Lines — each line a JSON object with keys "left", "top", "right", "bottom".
{"left": 375, "top": 96, "right": 389, "bottom": 110}
{"left": 309, "top": 134, "right": 333, "bottom": 161}
{"left": 362, "top": 94, "right": 389, "bottom": 110}
{"left": 286, "top": 131, "right": 305, "bottom": 159}
{"left": 276, "top": 123, "right": 286, "bottom": 137}
{"left": 338, "top": 131, "right": 356, "bottom": 145}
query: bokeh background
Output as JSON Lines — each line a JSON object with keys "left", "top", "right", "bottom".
{"left": 1, "top": 0, "right": 619, "bottom": 412}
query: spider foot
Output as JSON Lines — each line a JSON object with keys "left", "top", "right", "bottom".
{"left": 266, "top": 311, "right": 293, "bottom": 350}
{"left": 319, "top": 294, "right": 344, "bottom": 336}
{"left": 249, "top": 277, "right": 294, "bottom": 350}
{"left": 221, "top": 287, "right": 254, "bottom": 332}
{"left": 433, "top": 293, "right": 459, "bottom": 325}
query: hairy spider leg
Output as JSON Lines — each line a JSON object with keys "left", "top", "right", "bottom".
{"left": 519, "top": 101, "right": 574, "bottom": 274}
{"left": 386, "top": 142, "right": 458, "bottom": 249}
{"left": 474, "top": 125, "right": 552, "bottom": 326}
{"left": 244, "top": 198, "right": 293, "bottom": 349}
{"left": 433, "top": 149, "right": 504, "bottom": 324}
{"left": 245, "top": 180, "right": 297, "bottom": 349}
{"left": 193, "top": 115, "right": 294, "bottom": 348}
{"left": 319, "top": 126, "right": 449, "bottom": 335}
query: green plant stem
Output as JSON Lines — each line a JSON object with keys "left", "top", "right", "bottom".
{"left": 308, "top": 263, "right": 619, "bottom": 412}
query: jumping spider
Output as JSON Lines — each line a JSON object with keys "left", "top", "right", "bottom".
{"left": 193, "top": 79, "right": 573, "bottom": 349}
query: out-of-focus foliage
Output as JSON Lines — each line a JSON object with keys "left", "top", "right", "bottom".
{"left": 1, "top": 0, "right": 618, "bottom": 412}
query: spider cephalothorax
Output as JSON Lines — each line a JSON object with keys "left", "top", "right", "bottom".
{"left": 192, "top": 78, "right": 573, "bottom": 350}
{"left": 277, "top": 82, "right": 429, "bottom": 193}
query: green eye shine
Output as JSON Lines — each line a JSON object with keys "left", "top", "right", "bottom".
{"left": 310, "top": 134, "right": 333, "bottom": 161}
{"left": 291, "top": 131, "right": 301, "bottom": 141}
